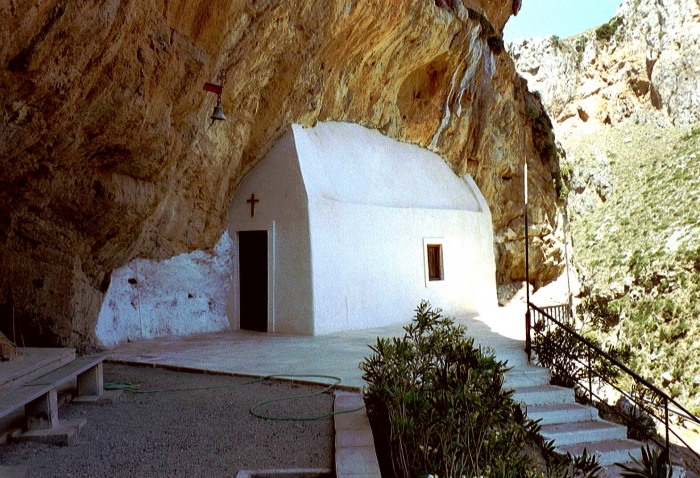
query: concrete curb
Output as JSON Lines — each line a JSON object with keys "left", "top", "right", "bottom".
{"left": 105, "top": 359, "right": 362, "bottom": 391}
{"left": 333, "top": 391, "right": 381, "bottom": 478}
{"left": 234, "top": 468, "right": 332, "bottom": 478}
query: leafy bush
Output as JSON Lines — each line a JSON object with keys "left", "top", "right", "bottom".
{"left": 625, "top": 404, "right": 658, "bottom": 441}
{"left": 551, "top": 35, "right": 562, "bottom": 49}
{"left": 531, "top": 318, "right": 632, "bottom": 389}
{"left": 361, "top": 302, "right": 538, "bottom": 478}
{"left": 362, "top": 302, "right": 603, "bottom": 478}
{"left": 577, "top": 297, "right": 621, "bottom": 332}
{"left": 681, "top": 127, "right": 700, "bottom": 141}
{"left": 616, "top": 445, "right": 673, "bottom": 478}
{"left": 575, "top": 36, "right": 588, "bottom": 52}
{"left": 574, "top": 36, "right": 588, "bottom": 67}
{"left": 595, "top": 17, "right": 623, "bottom": 42}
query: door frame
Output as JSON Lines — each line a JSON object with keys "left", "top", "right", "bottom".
{"left": 233, "top": 221, "right": 276, "bottom": 333}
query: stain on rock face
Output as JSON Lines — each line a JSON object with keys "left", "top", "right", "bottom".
{"left": 0, "top": 0, "right": 563, "bottom": 349}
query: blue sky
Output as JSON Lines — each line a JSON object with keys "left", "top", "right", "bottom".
{"left": 503, "top": 0, "right": 622, "bottom": 41}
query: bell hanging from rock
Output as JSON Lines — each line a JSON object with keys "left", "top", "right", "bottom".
{"left": 211, "top": 96, "right": 226, "bottom": 121}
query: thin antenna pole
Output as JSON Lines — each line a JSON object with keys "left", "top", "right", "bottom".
{"left": 524, "top": 162, "right": 530, "bottom": 305}
{"left": 524, "top": 161, "right": 531, "bottom": 361}
{"left": 564, "top": 210, "right": 573, "bottom": 318}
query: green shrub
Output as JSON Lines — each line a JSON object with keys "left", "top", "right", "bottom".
{"left": 532, "top": 319, "right": 632, "bottom": 389}
{"left": 553, "top": 170, "right": 570, "bottom": 202}
{"left": 623, "top": 398, "right": 658, "bottom": 442}
{"left": 361, "top": 302, "right": 539, "bottom": 478}
{"left": 578, "top": 296, "right": 622, "bottom": 332}
{"left": 681, "top": 127, "right": 700, "bottom": 141}
{"left": 575, "top": 36, "right": 588, "bottom": 53}
{"left": 560, "top": 162, "right": 571, "bottom": 179}
{"left": 595, "top": 17, "right": 623, "bottom": 42}
{"left": 551, "top": 35, "right": 562, "bottom": 50}
{"left": 574, "top": 36, "right": 587, "bottom": 67}
{"left": 616, "top": 445, "right": 673, "bottom": 478}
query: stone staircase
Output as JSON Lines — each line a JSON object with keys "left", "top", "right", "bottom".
{"left": 504, "top": 363, "right": 643, "bottom": 468}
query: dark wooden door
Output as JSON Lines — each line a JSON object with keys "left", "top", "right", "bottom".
{"left": 239, "top": 230, "right": 268, "bottom": 332}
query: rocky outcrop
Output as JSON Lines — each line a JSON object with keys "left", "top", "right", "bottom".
{"left": 0, "top": 0, "right": 562, "bottom": 349}
{"left": 508, "top": 0, "right": 700, "bottom": 134}
{"left": 0, "top": 331, "right": 19, "bottom": 361}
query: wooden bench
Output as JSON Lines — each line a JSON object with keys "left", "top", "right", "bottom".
{"left": 0, "top": 355, "right": 111, "bottom": 444}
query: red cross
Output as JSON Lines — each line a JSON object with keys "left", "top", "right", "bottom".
{"left": 246, "top": 193, "right": 260, "bottom": 217}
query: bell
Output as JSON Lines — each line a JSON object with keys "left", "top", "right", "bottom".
{"left": 211, "top": 101, "right": 226, "bottom": 121}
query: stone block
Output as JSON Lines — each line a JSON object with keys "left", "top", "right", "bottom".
{"left": 334, "top": 392, "right": 365, "bottom": 412}
{"left": 25, "top": 389, "right": 58, "bottom": 430}
{"left": 14, "top": 418, "right": 87, "bottom": 446}
{"left": 336, "top": 474, "right": 381, "bottom": 478}
{"left": 77, "top": 362, "right": 103, "bottom": 397}
{"left": 335, "top": 447, "right": 381, "bottom": 475}
{"left": 334, "top": 411, "right": 369, "bottom": 431}
{"left": 335, "top": 428, "right": 374, "bottom": 448}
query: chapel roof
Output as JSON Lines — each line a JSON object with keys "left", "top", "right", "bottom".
{"left": 292, "top": 122, "right": 486, "bottom": 213}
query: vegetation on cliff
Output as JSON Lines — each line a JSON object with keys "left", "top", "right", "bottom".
{"left": 563, "top": 124, "right": 700, "bottom": 414}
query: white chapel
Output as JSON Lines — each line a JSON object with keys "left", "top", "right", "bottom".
{"left": 226, "top": 121, "right": 497, "bottom": 335}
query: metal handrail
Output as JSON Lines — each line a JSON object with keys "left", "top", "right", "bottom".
{"left": 526, "top": 302, "right": 700, "bottom": 461}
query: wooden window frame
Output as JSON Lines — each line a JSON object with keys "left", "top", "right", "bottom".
{"left": 427, "top": 244, "right": 443, "bottom": 281}
{"left": 423, "top": 238, "right": 445, "bottom": 286}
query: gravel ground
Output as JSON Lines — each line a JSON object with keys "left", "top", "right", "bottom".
{"left": 0, "top": 363, "right": 334, "bottom": 478}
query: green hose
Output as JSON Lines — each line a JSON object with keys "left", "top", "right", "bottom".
{"left": 104, "top": 373, "right": 365, "bottom": 421}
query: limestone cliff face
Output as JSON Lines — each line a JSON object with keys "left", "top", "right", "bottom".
{"left": 0, "top": 0, "right": 562, "bottom": 349}
{"left": 508, "top": 0, "right": 700, "bottom": 135}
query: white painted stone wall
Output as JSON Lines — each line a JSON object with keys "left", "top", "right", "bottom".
{"left": 226, "top": 129, "right": 314, "bottom": 335}
{"left": 95, "top": 232, "right": 234, "bottom": 347}
{"left": 308, "top": 197, "right": 496, "bottom": 334}
{"left": 296, "top": 123, "right": 497, "bottom": 334}
{"left": 227, "top": 121, "right": 498, "bottom": 336}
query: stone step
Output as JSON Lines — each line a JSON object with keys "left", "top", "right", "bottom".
{"left": 542, "top": 420, "right": 628, "bottom": 447}
{"left": 504, "top": 365, "right": 551, "bottom": 389}
{"left": 527, "top": 402, "right": 599, "bottom": 426}
{"left": 512, "top": 384, "right": 575, "bottom": 406}
{"left": 559, "top": 439, "right": 643, "bottom": 467}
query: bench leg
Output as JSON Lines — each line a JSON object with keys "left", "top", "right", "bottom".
{"left": 77, "top": 362, "right": 103, "bottom": 397}
{"left": 25, "top": 389, "right": 59, "bottom": 430}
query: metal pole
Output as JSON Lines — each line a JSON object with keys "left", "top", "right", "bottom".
{"left": 525, "top": 162, "right": 530, "bottom": 305}
{"left": 525, "top": 162, "right": 531, "bottom": 361}
{"left": 588, "top": 344, "right": 593, "bottom": 404}
{"left": 563, "top": 211, "right": 573, "bottom": 321}
{"left": 665, "top": 397, "right": 670, "bottom": 457}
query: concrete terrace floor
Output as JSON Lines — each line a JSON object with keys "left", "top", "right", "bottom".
{"left": 106, "top": 303, "right": 530, "bottom": 390}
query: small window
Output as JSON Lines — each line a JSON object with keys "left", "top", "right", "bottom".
{"left": 427, "top": 244, "right": 443, "bottom": 281}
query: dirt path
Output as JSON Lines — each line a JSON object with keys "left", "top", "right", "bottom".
{"left": 0, "top": 363, "right": 334, "bottom": 477}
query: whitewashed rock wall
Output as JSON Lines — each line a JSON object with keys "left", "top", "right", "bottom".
{"left": 96, "top": 232, "right": 234, "bottom": 347}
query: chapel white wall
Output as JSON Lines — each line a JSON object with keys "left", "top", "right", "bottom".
{"left": 226, "top": 129, "right": 314, "bottom": 334}
{"left": 308, "top": 198, "right": 497, "bottom": 335}
{"left": 293, "top": 122, "right": 498, "bottom": 335}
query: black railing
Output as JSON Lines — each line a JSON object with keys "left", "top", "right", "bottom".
{"left": 526, "top": 302, "right": 700, "bottom": 463}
